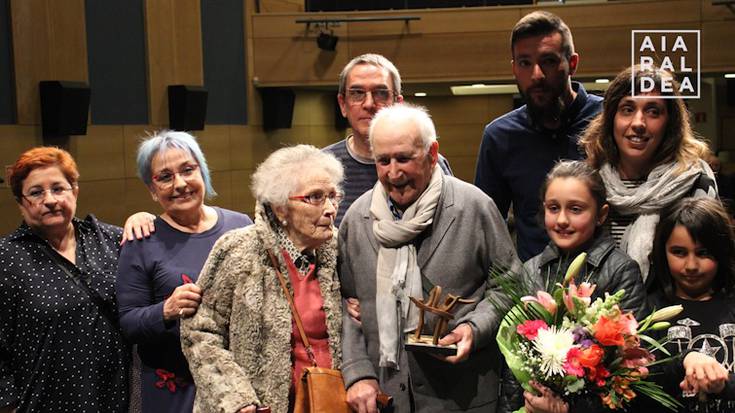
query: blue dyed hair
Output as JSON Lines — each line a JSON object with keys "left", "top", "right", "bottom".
{"left": 136, "top": 130, "right": 217, "bottom": 198}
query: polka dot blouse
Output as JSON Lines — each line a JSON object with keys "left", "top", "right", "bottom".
{"left": 0, "top": 215, "right": 129, "bottom": 412}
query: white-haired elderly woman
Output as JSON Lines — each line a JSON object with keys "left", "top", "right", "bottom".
{"left": 116, "top": 130, "right": 253, "bottom": 413}
{"left": 181, "top": 144, "right": 344, "bottom": 413}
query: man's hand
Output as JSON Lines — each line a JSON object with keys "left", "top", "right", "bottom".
{"left": 681, "top": 351, "right": 728, "bottom": 395}
{"left": 346, "top": 379, "right": 380, "bottom": 413}
{"left": 438, "top": 323, "right": 474, "bottom": 364}
{"left": 121, "top": 212, "right": 157, "bottom": 244}
{"left": 346, "top": 297, "right": 361, "bottom": 323}
{"left": 524, "top": 381, "right": 569, "bottom": 413}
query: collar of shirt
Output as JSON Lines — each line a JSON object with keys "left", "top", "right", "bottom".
{"left": 387, "top": 197, "right": 404, "bottom": 220}
{"left": 526, "top": 81, "right": 590, "bottom": 135}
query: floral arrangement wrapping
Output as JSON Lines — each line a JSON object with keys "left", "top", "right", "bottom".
{"left": 492, "top": 253, "right": 684, "bottom": 412}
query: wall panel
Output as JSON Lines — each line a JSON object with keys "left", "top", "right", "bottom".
{"left": 201, "top": 0, "right": 247, "bottom": 124}
{"left": 11, "top": 0, "right": 88, "bottom": 124}
{"left": 0, "top": 0, "right": 14, "bottom": 123}
{"left": 145, "top": 0, "right": 204, "bottom": 126}
{"left": 86, "top": 0, "right": 148, "bottom": 124}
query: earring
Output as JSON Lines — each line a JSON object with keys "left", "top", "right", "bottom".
{"left": 282, "top": 220, "right": 287, "bottom": 226}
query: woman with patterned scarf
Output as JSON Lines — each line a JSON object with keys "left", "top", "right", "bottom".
{"left": 580, "top": 65, "right": 717, "bottom": 289}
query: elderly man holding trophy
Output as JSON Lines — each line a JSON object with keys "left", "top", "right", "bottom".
{"left": 338, "top": 102, "right": 521, "bottom": 413}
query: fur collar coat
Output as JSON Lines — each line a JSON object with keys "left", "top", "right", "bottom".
{"left": 181, "top": 204, "right": 342, "bottom": 413}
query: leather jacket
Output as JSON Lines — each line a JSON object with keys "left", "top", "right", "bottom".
{"left": 498, "top": 233, "right": 646, "bottom": 413}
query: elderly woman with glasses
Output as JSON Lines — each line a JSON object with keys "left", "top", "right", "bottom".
{"left": 181, "top": 145, "right": 344, "bottom": 413}
{"left": 0, "top": 147, "right": 130, "bottom": 412}
{"left": 115, "top": 131, "right": 252, "bottom": 413}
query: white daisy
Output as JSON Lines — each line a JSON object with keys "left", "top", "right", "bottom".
{"left": 532, "top": 326, "right": 575, "bottom": 377}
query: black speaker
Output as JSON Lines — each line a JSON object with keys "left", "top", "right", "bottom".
{"left": 259, "top": 87, "right": 295, "bottom": 130}
{"left": 39, "top": 81, "right": 90, "bottom": 137}
{"left": 728, "top": 79, "right": 735, "bottom": 107}
{"left": 168, "top": 85, "right": 208, "bottom": 131}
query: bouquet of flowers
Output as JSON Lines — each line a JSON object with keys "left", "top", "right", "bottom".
{"left": 492, "top": 253, "right": 683, "bottom": 412}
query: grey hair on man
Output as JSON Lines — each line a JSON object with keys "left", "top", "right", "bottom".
{"left": 368, "top": 102, "right": 437, "bottom": 151}
{"left": 251, "top": 144, "right": 344, "bottom": 207}
{"left": 338, "top": 53, "right": 402, "bottom": 96}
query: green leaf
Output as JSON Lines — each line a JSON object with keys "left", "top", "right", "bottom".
{"left": 639, "top": 334, "right": 672, "bottom": 357}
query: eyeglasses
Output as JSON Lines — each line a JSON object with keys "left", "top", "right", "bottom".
{"left": 152, "top": 164, "right": 200, "bottom": 189}
{"left": 289, "top": 191, "right": 343, "bottom": 206}
{"left": 22, "top": 186, "right": 75, "bottom": 204}
{"left": 345, "top": 88, "right": 394, "bottom": 105}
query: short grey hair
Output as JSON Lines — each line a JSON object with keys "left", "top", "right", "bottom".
{"left": 137, "top": 130, "right": 217, "bottom": 198}
{"left": 251, "top": 145, "right": 344, "bottom": 208}
{"left": 368, "top": 103, "right": 437, "bottom": 151}
{"left": 338, "top": 53, "right": 402, "bottom": 96}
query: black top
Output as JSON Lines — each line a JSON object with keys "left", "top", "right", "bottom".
{"left": 635, "top": 293, "right": 735, "bottom": 413}
{"left": 0, "top": 215, "right": 129, "bottom": 412}
{"left": 116, "top": 207, "right": 252, "bottom": 379}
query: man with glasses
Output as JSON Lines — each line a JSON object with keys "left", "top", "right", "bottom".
{"left": 324, "top": 53, "right": 452, "bottom": 227}
{"left": 339, "top": 103, "right": 520, "bottom": 413}
{"left": 474, "top": 11, "right": 603, "bottom": 261}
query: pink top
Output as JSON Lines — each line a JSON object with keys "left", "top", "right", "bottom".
{"left": 282, "top": 250, "right": 333, "bottom": 390}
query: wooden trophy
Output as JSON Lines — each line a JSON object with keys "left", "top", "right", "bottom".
{"left": 404, "top": 286, "right": 475, "bottom": 356}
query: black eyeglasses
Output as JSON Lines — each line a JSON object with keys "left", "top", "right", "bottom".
{"left": 288, "top": 191, "right": 343, "bottom": 206}
{"left": 345, "top": 88, "right": 393, "bottom": 105}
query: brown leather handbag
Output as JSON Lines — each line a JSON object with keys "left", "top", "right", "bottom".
{"left": 269, "top": 252, "right": 352, "bottom": 413}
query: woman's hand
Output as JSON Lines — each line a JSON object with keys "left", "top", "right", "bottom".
{"left": 238, "top": 405, "right": 256, "bottom": 413}
{"left": 0, "top": 405, "right": 16, "bottom": 413}
{"left": 121, "top": 211, "right": 156, "bottom": 244}
{"left": 346, "top": 378, "right": 380, "bottom": 413}
{"left": 524, "top": 381, "right": 569, "bottom": 413}
{"left": 163, "top": 283, "right": 202, "bottom": 321}
{"left": 681, "top": 351, "right": 728, "bottom": 395}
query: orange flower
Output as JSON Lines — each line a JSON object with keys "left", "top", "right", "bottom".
{"left": 578, "top": 344, "right": 604, "bottom": 369}
{"left": 593, "top": 315, "right": 626, "bottom": 346}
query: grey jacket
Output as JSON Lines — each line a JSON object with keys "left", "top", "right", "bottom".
{"left": 181, "top": 205, "right": 343, "bottom": 413}
{"left": 498, "top": 233, "right": 645, "bottom": 413}
{"left": 339, "top": 175, "right": 521, "bottom": 412}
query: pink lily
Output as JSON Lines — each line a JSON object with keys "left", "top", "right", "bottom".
{"left": 563, "top": 282, "right": 596, "bottom": 313}
{"left": 520, "top": 291, "right": 557, "bottom": 315}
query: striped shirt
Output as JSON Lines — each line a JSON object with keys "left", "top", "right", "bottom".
{"left": 606, "top": 179, "right": 645, "bottom": 246}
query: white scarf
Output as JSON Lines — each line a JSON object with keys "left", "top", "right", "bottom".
{"left": 370, "top": 165, "right": 443, "bottom": 369}
{"left": 599, "top": 160, "right": 709, "bottom": 281}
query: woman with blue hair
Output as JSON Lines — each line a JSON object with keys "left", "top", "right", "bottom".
{"left": 116, "top": 130, "right": 252, "bottom": 412}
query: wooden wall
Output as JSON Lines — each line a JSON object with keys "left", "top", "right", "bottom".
{"left": 0, "top": 0, "right": 733, "bottom": 235}
{"left": 251, "top": 0, "right": 735, "bottom": 85}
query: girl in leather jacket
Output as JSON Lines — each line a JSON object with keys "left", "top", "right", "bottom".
{"left": 499, "top": 160, "right": 646, "bottom": 413}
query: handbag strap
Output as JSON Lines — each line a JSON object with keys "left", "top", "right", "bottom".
{"left": 41, "top": 245, "right": 118, "bottom": 328}
{"left": 268, "top": 250, "right": 317, "bottom": 366}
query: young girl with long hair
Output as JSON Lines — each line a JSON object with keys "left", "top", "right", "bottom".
{"left": 640, "top": 197, "right": 735, "bottom": 412}
{"left": 499, "top": 160, "right": 646, "bottom": 413}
